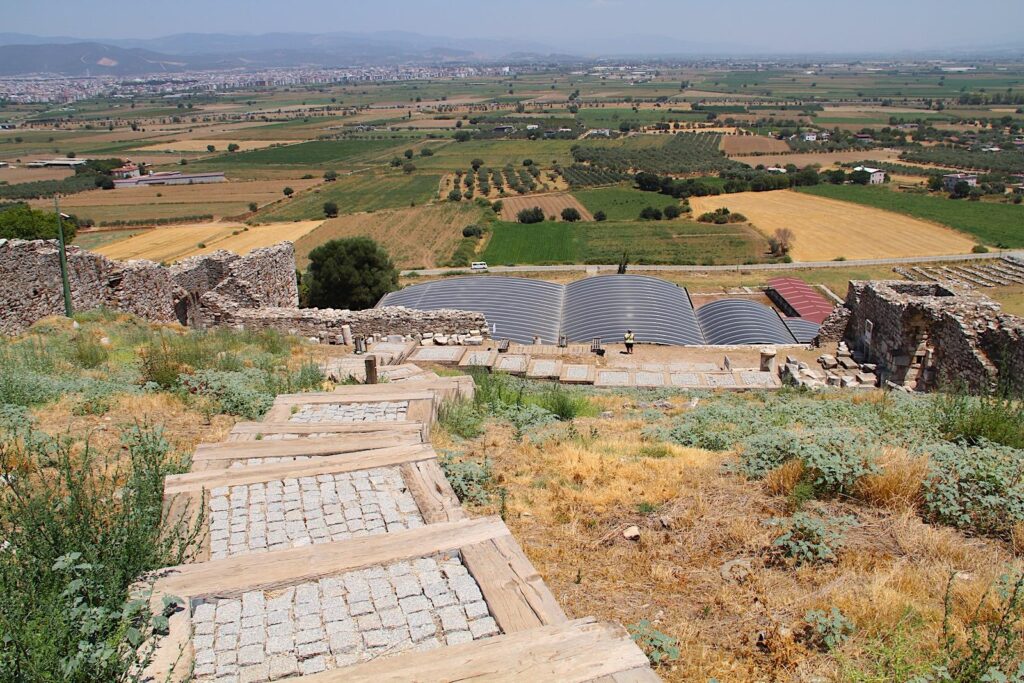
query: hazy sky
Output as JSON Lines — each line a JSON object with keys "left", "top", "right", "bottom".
{"left": 6, "top": 0, "right": 1024, "bottom": 53}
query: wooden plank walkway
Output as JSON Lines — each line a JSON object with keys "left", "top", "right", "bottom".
{"left": 147, "top": 371, "right": 657, "bottom": 682}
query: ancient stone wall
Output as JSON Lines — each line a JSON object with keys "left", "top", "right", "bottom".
{"left": 839, "top": 280, "right": 1022, "bottom": 392}
{"left": 216, "top": 306, "right": 488, "bottom": 343}
{"left": 0, "top": 238, "right": 176, "bottom": 335}
{"left": 1, "top": 240, "right": 300, "bottom": 335}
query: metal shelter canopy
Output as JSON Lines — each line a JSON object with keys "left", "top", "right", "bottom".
{"left": 563, "top": 275, "right": 705, "bottom": 345}
{"left": 695, "top": 298, "right": 798, "bottom": 346}
{"left": 379, "top": 276, "right": 563, "bottom": 344}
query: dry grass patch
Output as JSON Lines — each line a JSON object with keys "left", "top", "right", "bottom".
{"left": 449, "top": 411, "right": 1023, "bottom": 682}
{"left": 688, "top": 190, "right": 976, "bottom": 261}
{"left": 294, "top": 202, "right": 484, "bottom": 269}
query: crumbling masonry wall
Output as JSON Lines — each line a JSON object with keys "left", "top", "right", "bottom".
{"left": 0, "top": 239, "right": 298, "bottom": 335}
{"left": 214, "top": 306, "right": 488, "bottom": 343}
{"left": 0, "top": 238, "right": 177, "bottom": 335}
{"left": 829, "top": 280, "right": 1024, "bottom": 392}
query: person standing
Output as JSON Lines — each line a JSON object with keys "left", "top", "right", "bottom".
{"left": 624, "top": 329, "right": 635, "bottom": 354}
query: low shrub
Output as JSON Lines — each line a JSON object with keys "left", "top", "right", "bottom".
{"left": 439, "top": 452, "right": 492, "bottom": 505}
{"left": 803, "top": 607, "right": 855, "bottom": 651}
{"left": 627, "top": 620, "right": 680, "bottom": 666}
{"left": 438, "top": 400, "right": 484, "bottom": 439}
{"left": 765, "top": 511, "right": 857, "bottom": 566}
{"left": 920, "top": 439, "right": 1024, "bottom": 539}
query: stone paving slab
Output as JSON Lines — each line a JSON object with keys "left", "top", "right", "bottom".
{"left": 559, "top": 364, "right": 596, "bottom": 384}
{"left": 634, "top": 371, "right": 666, "bottom": 387}
{"left": 669, "top": 372, "right": 700, "bottom": 387}
{"left": 289, "top": 402, "right": 409, "bottom": 424}
{"left": 457, "top": 349, "right": 497, "bottom": 369}
{"left": 594, "top": 370, "right": 631, "bottom": 387}
{"left": 208, "top": 467, "right": 425, "bottom": 560}
{"left": 740, "top": 371, "right": 778, "bottom": 387}
{"left": 190, "top": 555, "right": 500, "bottom": 682}
{"left": 493, "top": 354, "right": 529, "bottom": 375}
{"left": 526, "top": 359, "right": 562, "bottom": 379}
{"left": 408, "top": 347, "right": 466, "bottom": 364}
{"left": 704, "top": 373, "right": 739, "bottom": 388}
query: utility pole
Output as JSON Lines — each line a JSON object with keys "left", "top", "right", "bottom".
{"left": 54, "top": 195, "right": 73, "bottom": 317}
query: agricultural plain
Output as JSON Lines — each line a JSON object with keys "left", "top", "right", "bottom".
{"left": 95, "top": 220, "right": 323, "bottom": 262}
{"left": 688, "top": 190, "right": 977, "bottom": 261}
{"left": 498, "top": 193, "right": 593, "bottom": 222}
{"left": 294, "top": 202, "right": 483, "bottom": 269}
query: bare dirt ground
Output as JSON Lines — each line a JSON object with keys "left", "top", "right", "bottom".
{"left": 499, "top": 192, "right": 594, "bottom": 221}
{"left": 720, "top": 135, "right": 791, "bottom": 155}
{"left": 688, "top": 190, "right": 976, "bottom": 261}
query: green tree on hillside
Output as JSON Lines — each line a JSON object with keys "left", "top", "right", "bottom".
{"left": 0, "top": 204, "right": 78, "bottom": 241}
{"left": 227, "top": 143, "right": 240, "bottom": 152}
{"left": 303, "top": 237, "right": 399, "bottom": 310}
{"left": 323, "top": 170, "right": 338, "bottom": 182}
{"left": 323, "top": 201, "right": 339, "bottom": 218}
{"left": 561, "top": 207, "right": 582, "bottom": 222}
{"left": 404, "top": 149, "right": 414, "bottom": 159}
{"left": 283, "top": 187, "right": 294, "bottom": 197}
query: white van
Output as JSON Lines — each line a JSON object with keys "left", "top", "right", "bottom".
{"left": 471, "top": 262, "right": 488, "bottom": 271}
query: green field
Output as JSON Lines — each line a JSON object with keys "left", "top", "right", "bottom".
{"left": 572, "top": 185, "right": 681, "bottom": 221}
{"left": 798, "top": 184, "right": 1024, "bottom": 248}
{"left": 254, "top": 172, "right": 440, "bottom": 221}
{"left": 200, "top": 139, "right": 406, "bottom": 167}
{"left": 412, "top": 139, "right": 576, "bottom": 172}
{"left": 481, "top": 220, "right": 768, "bottom": 265}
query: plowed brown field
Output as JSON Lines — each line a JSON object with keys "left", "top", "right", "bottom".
{"left": 498, "top": 193, "right": 593, "bottom": 222}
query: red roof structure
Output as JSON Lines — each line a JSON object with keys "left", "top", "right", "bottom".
{"left": 766, "top": 277, "right": 834, "bottom": 324}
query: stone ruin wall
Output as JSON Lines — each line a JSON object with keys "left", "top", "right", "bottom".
{"left": 1, "top": 239, "right": 486, "bottom": 343}
{"left": 829, "top": 280, "right": 1024, "bottom": 393}
{"left": 0, "top": 238, "right": 177, "bottom": 335}
{"left": 0, "top": 239, "right": 298, "bottom": 336}
{"left": 215, "top": 306, "right": 488, "bottom": 344}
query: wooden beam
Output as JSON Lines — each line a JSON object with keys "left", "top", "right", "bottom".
{"left": 399, "top": 460, "right": 465, "bottom": 524}
{"left": 274, "top": 390, "right": 436, "bottom": 405}
{"left": 191, "top": 433, "right": 420, "bottom": 462}
{"left": 290, "top": 618, "right": 654, "bottom": 683}
{"left": 460, "top": 535, "right": 566, "bottom": 633}
{"left": 152, "top": 516, "right": 508, "bottom": 600}
{"left": 165, "top": 444, "right": 437, "bottom": 495}
{"left": 228, "top": 420, "right": 425, "bottom": 438}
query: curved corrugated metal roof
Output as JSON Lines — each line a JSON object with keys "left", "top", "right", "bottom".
{"left": 695, "top": 299, "right": 797, "bottom": 345}
{"left": 379, "top": 276, "right": 563, "bottom": 344}
{"left": 563, "top": 275, "right": 704, "bottom": 345}
{"left": 783, "top": 317, "right": 821, "bottom": 344}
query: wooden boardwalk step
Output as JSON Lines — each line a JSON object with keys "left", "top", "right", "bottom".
{"left": 292, "top": 618, "right": 653, "bottom": 683}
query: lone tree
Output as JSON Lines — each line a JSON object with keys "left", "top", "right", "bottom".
{"left": 404, "top": 149, "right": 414, "bottom": 159}
{"left": 304, "top": 237, "right": 398, "bottom": 310}
{"left": 324, "top": 170, "right": 338, "bottom": 182}
{"left": 561, "top": 207, "right": 582, "bottom": 222}
{"left": 516, "top": 207, "right": 545, "bottom": 224}
{"left": 769, "top": 228, "right": 795, "bottom": 256}
{"left": 206, "top": 144, "right": 216, "bottom": 153}
{"left": 471, "top": 158, "right": 485, "bottom": 171}
{"left": 283, "top": 186, "right": 294, "bottom": 197}
{"left": 663, "top": 204, "right": 681, "bottom": 219}
{"left": 323, "top": 201, "right": 339, "bottom": 218}
{"left": 227, "top": 143, "right": 240, "bottom": 152}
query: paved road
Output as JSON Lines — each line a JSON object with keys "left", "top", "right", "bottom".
{"left": 402, "top": 251, "right": 1024, "bottom": 277}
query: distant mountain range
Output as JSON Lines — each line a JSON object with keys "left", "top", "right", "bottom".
{"left": 0, "top": 31, "right": 1021, "bottom": 77}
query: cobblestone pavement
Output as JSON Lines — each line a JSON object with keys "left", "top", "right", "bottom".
{"left": 209, "top": 468, "right": 424, "bottom": 559}
{"left": 288, "top": 401, "right": 409, "bottom": 424}
{"left": 191, "top": 555, "right": 500, "bottom": 681}
{"left": 228, "top": 456, "right": 312, "bottom": 470}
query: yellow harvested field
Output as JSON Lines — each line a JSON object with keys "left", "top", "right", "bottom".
{"left": 0, "top": 166, "right": 73, "bottom": 183}
{"left": 133, "top": 139, "right": 295, "bottom": 152}
{"left": 295, "top": 203, "right": 483, "bottom": 269}
{"left": 96, "top": 220, "right": 322, "bottom": 263}
{"left": 688, "top": 190, "right": 976, "bottom": 261}
{"left": 499, "top": 192, "right": 593, "bottom": 221}
{"left": 726, "top": 149, "right": 903, "bottom": 168}
{"left": 720, "top": 134, "right": 790, "bottom": 154}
